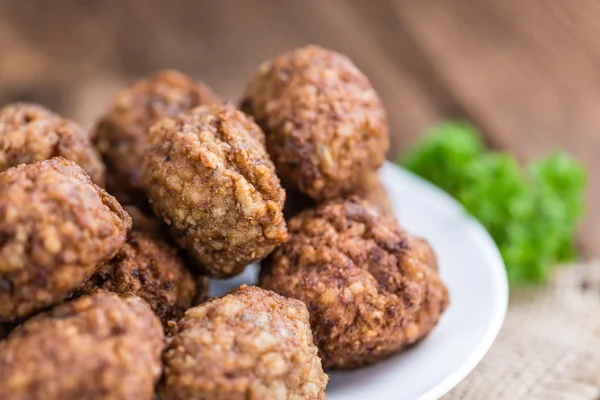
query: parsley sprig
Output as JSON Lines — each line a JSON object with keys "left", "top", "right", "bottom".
{"left": 399, "top": 121, "right": 586, "bottom": 283}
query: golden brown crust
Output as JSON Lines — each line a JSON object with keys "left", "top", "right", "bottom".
{"left": 260, "top": 197, "right": 449, "bottom": 369}
{"left": 0, "top": 292, "right": 164, "bottom": 400}
{"left": 142, "top": 103, "right": 287, "bottom": 278}
{"left": 241, "top": 45, "right": 389, "bottom": 201}
{"left": 94, "top": 70, "right": 220, "bottom": 206}
{"left": 402, "top": 235, "right": 448, "bottom": 344}
{"left": 77, "top": 231, "right": 205, "bottom": 327}
{"left": 0, "top": 103, "right": 105, "bottom": 186}
{"left": 160, "top": 285, "right": 328, "bottom": 400}
{"left": 0, "top": 158, "right": 131, "bottom": 321}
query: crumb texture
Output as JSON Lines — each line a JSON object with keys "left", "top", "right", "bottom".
{"left": 0, "top": 292, "right": 164, "bottom": 400}
{"left": 0, "top": 158, "right": 131, "bottom": 321}
{"left": 260, "top": 197, "right": 449, "bottom": 368}
{"left": 142, "top": 103, "right": 287, "bottom": 278}
{"left": 242, "top": 45, "right": 389, "bottom": 200}
{"left": 160, "top": 285, "right": 328, "bottom": 400}
{"left": 77, "top": 231, "right": 205, "bottom": 327}
{"left": 94, "top": 70, "right": 219, "bottom": 206}
{"left": 0, "top": 103, "right": 105, "bottom": 186}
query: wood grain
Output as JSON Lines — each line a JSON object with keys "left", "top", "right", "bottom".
{"left": 0, "top": 0, "right": 598, "bottom": 255}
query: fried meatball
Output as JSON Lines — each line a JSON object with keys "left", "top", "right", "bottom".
{"left": 94, "top": 70, "right": 220, "bottom": 206}
{"left": 0, "top": 103, "right": 105, "bottom": 186}
{"left": 0, "top": 158, "right": 131, "bottom": 321}
{"left": 160, "top": 285, "right": 328, "bottom": 400}
{"left": 142, "top": 103, "right": 287, "bottom": 278}
{"left": 0, "top": 292, "right": 163, "bottom": 400}
{"left": 77, "top": 231, "right": 206, "bottom": 327}
{"left": 241, "top": 45, "right": 389, "bottom": 201}
{"left": 260, "top": 197, "right": 449, "bottom": 369}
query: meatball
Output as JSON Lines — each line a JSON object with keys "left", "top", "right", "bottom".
{"left": 0, "top": 103, "right": 105, "bottom": 186}
{"left": 241, "top": 45, "right": 389, "bottom": 201}
{"left": 93, "top": 70, "right": 220, "bottom": 206}
{"left": 160, "top": 285, "right": 328, "bottom": 400}
{"left": 0, "top": 292, "right": 164, "bottom": 400}
{"left": 0, "top": 158, "right": 131, "bottom": 321}
{"left": 142, "top": 103, "right": 287, "bottom": 278}
{"left": 260, "top": 197, "right": 449, "bottom": 369}
{"left": 77, "top": 231, "right": 207, "bottom": 327}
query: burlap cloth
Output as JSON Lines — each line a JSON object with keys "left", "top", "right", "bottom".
{"left": 444, "top": 262, "right": 600, "bottom": 399}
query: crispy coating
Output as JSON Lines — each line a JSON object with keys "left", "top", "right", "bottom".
{"left": 403, "top": 235, "right": 447, "bottom": 344}
{"left": 0, "top": 158, "right": 131, "bottom": 321}
{"left": 0, "top": 103, "right": 105, "bottom": 186}
{"left": 94, "top": 70, "right": 220, "bottom": 206}
{"left": 0, "top": 292, "right": 164, "bottom": 400}
{"left": 241, "top": 45, "right": 389, "bottom": 201}
{"left": 77, "top": 231, "right": 206, "bottom": 327}
{"left": 142, "top": 103, "right": 287, "bottom": 278}
{"left": 260, "top": 197, "right": 449, "bottom": 369}
{"left": 160, "top": 285, "right": 328, "bottom": 400}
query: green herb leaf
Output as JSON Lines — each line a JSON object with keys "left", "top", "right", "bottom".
{"left": 398, "top": 121, "right": 586, "bottom": 284}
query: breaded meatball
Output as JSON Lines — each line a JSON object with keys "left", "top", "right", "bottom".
{"left": 241, "top": 45, "right": 389, "bottom": 201}
{"left": 77, "top": 231, "right": 207, "bottom": 327}
{"left": 0, "top": 158, "right": 131, "bottom": 321}
{"left": 94, "top": 70, "right": 220, "bottom": 206}
{"left": 0, "top": 292, "right": 164, "bottom": 400}
{"left": 0, "top": 103, "right": 105, "bottom": 186}
{"left": 260, "top": 197, "right": 449, "bottom": 369}
{"left": 160, "top": 285, "right": 328, "bottom": 400}
{"left": 142, "top": 103, "right": 287, "bottom": 278}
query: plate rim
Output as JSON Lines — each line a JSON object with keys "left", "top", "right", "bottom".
{"left": 209, "top": 162, "right": 510, "bottom": 399}
{"left": 381, "top": 162, "right": 509, "bottom": 399}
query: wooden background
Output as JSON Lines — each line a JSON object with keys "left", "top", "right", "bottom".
{"left": 1, "top": 0, "right": 599, "bottom": 256}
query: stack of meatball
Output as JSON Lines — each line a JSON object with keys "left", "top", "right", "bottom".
{"left": 0, "top": 45, "right": 449, "bottom": 400}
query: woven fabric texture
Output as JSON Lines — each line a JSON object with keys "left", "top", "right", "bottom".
{"left": 445, "top": 262, "right": 600, "bottom": 399}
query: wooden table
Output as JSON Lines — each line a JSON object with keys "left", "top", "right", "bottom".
{"left": 0, "top": 0, "right": 598, "bottom": 256}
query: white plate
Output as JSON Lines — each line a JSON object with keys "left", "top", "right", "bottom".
{"left": 209, "top": 161, "right": 509, "bottom": 400}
